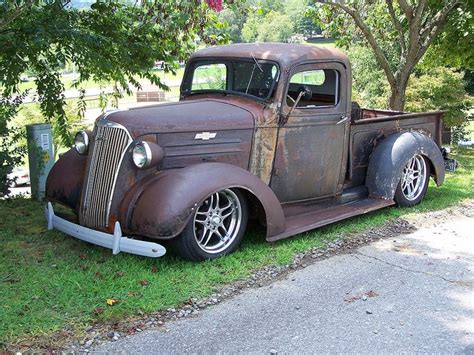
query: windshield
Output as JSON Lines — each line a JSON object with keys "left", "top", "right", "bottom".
{"left": 181, "top": 59, "right": 279, "bottom": 101}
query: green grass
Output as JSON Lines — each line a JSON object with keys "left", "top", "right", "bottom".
{"left": 304, "top": 38, "right": 336, "bottom": 47}
{"left": 467, "top": 119, "right": 474, "bottom": 140}
{"left": 0, "top": 148, "right": 473, "bottom": 348}
{"left": 15, "top": 69, "right": 185, "bottom": 93}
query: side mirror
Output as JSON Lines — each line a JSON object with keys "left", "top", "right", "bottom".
{"left": 284, "top": 85, "right": 313, "bottom": 122}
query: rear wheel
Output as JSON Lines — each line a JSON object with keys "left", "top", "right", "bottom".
{"left": 394, "top": 154, "right": 430, "bottom": 207}
{"left": 171, "top": 188, "right": 248, "bottom": 261}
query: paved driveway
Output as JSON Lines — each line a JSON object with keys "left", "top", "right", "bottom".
{"left": 96, "top": 207, "right": 474, "bottom": 353}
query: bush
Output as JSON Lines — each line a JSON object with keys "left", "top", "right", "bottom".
{"left": 13, "top": 101, "right": 88, "bottom": 161}
{"left": 0, "top": 96, "right": 26, "bottom": 195}
{"left": 405, "top": 67, "right": 472, "bottom": 129}
{"left": 347, "top": 46, "right": 389, "bottom": 109}
{"left": 348, "top": 46, "right": 472, "bottom": 138}
{"left": 242, "top": 11, "right": 294, "bottom": 43}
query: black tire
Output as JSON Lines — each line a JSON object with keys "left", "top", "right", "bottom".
{"left": 394, "top": 154, "right": 430, "bottom": 207}
{"left": 171, "top": 188, "right": 248, "bottom": 261}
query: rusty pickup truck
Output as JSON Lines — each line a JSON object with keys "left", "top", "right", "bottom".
{"left": 45, "top": 43, "right": 448, "bottom": 261}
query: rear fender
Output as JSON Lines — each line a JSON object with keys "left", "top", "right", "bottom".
{"left": 45, "top": 148, "right": 87, "bottom": 212}
{"left": 366, "top": 131, "right": 445, "bottom": 200}
{"left": 121, "top": 163, "right": 285, "bottom": 240}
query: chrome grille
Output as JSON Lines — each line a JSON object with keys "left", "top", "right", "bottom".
{"left": 80, "top": 120, "right": 132, "bottom": 229}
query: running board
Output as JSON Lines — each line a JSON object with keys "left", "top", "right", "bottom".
{"left": 268, "top": 198, "right": 395, "bottom": 242}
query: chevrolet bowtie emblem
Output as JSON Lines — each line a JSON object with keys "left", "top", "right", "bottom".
{"left": 194, "top": 132, "right": 217, "bottom": 140}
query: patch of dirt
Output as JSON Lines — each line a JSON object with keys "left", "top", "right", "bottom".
{"left": 6, "top": 199, "right": 473, "bottom": 353}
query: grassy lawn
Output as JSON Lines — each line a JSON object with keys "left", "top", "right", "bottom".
{"left": 467, "top": 119, "right": 474, "bottom": 139}
{"left": 0, "top": 148, "right": 473, "bottom": 348}
{"left": 15, "top": 68, "right": 185, "bottom": 93}
{"left": 304, "top": 37, "right": 336, "bottom": 47}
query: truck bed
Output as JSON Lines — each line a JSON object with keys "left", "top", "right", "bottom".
{"left": 346, "top": 108, "right": 444, "bottom": 189}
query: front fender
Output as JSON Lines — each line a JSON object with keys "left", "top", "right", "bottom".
{"left": 46, "top": 148, "right": 87, "bottom": 212}
{"left": 366, "top": 131, "right": 445, "bottom": 200}
{"left": 121, "top": 163, "right": 285, "bottom": 240}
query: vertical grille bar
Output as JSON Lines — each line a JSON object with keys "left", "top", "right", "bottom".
{"left": 80, "top": 121, "right": 132, "bottom": 229}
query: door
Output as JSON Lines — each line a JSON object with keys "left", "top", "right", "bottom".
{"left": 270, "top": 62, "right": 349, "bottom": 202}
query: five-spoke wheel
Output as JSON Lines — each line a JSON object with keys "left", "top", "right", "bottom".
{"left": 171, "top": 188, "right": 248, "bottom": 261}
{"left": 394, "top": 154, "right": 430, "bottom": 207}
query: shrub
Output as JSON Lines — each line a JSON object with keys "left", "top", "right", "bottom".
{"left": 405, "top": 67, "right": 472, "bottom": 129}
{"left": 0, "top": 95, "right": 26, "bottom": 195}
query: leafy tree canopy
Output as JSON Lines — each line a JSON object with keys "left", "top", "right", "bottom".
{"left": 349, "top": 46, "right": 472, "bottom": 131}
{"left": 405, "top": 67, "right": 472, "bottom": 129}
{"left": 311, "top": 0, "right": 471, "bottom": 111}
{"left": 423, "top": 2, "right": 473, "bottom": 70}
{"left": 241, "top": 0, "right": 318, "bottom": 43}
{"left": 0, "top": 0, "right": 224, "bottom": 194}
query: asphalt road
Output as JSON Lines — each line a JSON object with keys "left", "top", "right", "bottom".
{"left": 97, "top": 207, "right": 474, "bottom": 353}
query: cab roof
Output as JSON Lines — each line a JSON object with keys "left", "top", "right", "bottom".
{"left": 190, "top": 43, "right": 350, "bottom": 68}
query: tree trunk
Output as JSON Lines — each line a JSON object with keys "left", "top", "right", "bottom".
{"left": 388, "top": 89, "right": 404, "bottom": 111}
{"left": 388, "top": 78, "right": 409, "bottom": 112}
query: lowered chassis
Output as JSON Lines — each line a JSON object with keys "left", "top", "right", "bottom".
{"left": 45, "top": 193, "right": 394, "bottom": 257}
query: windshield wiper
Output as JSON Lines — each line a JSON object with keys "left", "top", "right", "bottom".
{"left": 245, "top": 55, "right": 264, "bottom": 95}
{"left": 252, "top": 54, "right": 263, "bottom": 73}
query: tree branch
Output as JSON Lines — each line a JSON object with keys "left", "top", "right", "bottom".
{"left": 0, "top": 1, "right": 34, "bottom": 32}
{"left": 413, "top": 0, "right": 460, "bottom": 67}
{"left": 314, "top": 1, "right": 396, "bottom": 87}
{"left": 416, "top": 0, "right": 460, "bottom": 63}
{"left": 396, "top": 0, "right": 413, "bottom": 20}
{"left": 402, "top": 0, "right": 427, "bottom": 75}
{"left": 420, "top": 0, "right": 460, "bottom": 44}
{"left": 386, "top": 0, "right": 406, "bottom": 54}
{"left": 413, "top": 0, "right": 427, "bottom": 29}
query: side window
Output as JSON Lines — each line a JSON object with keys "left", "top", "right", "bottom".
{"left": 191, "top": 63, "right": 227, "bottom": 90}
{"left": 287, "top": 69, "right": 339, "bottom": 108}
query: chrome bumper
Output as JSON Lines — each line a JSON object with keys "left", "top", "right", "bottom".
{"left": 45, "top": 202, "right": 166, "bottom": 258}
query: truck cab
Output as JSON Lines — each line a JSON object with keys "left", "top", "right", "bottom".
{"left": 45, "top": 43, "right": 446, "bottom": 261}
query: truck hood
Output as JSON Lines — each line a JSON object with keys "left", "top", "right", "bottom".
{"left": 104, "top": 99, "right": 255, "bottom": 138}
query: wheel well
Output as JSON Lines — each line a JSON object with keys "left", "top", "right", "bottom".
{"left": 422, "top": 154, "right": 437, "bottom": 183}
{"left": 235, "top": 188, "right": 267, "bottom": 231}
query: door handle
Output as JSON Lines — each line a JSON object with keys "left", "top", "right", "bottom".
{"left": 336, "top": 115, "right": 349, "bottom": 125}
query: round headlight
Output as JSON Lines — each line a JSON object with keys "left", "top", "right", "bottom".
{"left": 132, "top": 141, "right": 152, "bottom": 169}
{"left": 74, "top": 131, "right": 89, "bottom": 155}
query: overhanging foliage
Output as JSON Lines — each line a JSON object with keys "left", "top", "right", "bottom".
{"left": 0, "top": 0, "right": 225, "bottom": 193}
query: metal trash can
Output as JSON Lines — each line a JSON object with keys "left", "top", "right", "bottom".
{"left": 26, "top": 124, "right": 55, "bottom": 200}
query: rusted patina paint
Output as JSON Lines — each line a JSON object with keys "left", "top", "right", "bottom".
{"left": 45, "top": 149, "right": 87, "bottom": 213}
{"left": 249, "top": 125, "right": 279, "bottom": 184}
{"left": 124, "top": 163, "right": 285, "bottom": 239}
{"left": 190, "top": 43, "right": 350, "bottom": 69}
{"left": 45, "top": 43, "right": 446, "bottom": 246}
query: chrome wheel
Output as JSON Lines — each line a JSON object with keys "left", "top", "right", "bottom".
{"left": 400, "top": 154, "right": 427, "bottom": 201}
{"left": 193, "top": 189, "right": 242, "bottom": 254}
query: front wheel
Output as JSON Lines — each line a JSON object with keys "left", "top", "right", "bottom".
{"left": 171, "top": 188, "right": 248, "bottom": 261}
{"left": 394, "top": 154, "right": 430, "bottom": 207}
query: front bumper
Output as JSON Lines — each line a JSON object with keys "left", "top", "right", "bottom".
{"left": 45, "top": 202, "right": 166, "bottom": 258}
